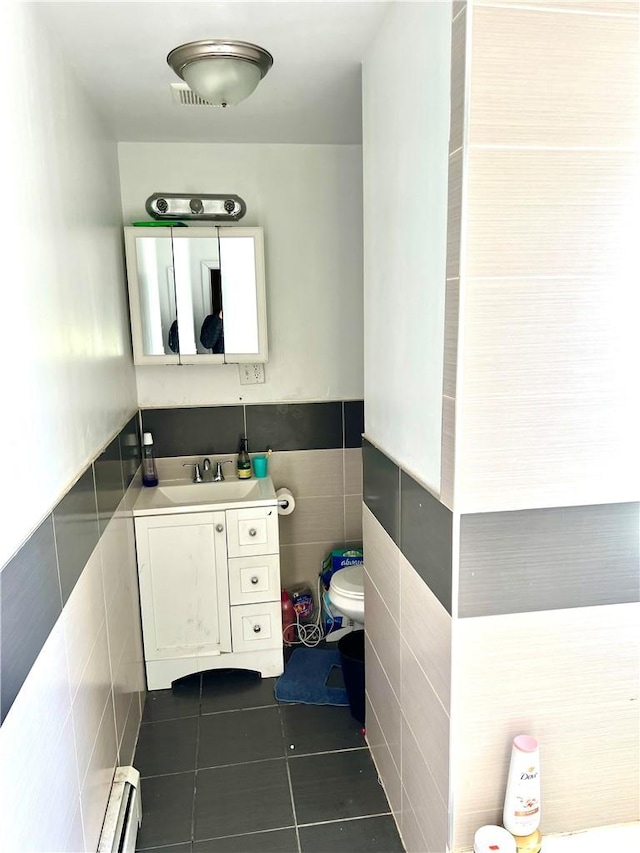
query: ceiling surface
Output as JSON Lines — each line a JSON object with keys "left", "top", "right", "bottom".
{"left": 38, "top": 1, "right": 392, "bottom": 144}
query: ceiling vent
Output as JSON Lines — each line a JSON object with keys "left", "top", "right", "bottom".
{"left": 169, "top": 83, "right": 216, "bottom": 107}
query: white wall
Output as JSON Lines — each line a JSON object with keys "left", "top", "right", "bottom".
{"left": 362, "top": 1, "right": 452, "bottom": 493}
{"left": 118, "top": 143, "right": 364, "bottom": 408}
{"left": 0, "top": 4, "right": 137, "bottom": 567}
{"left": 0, "top": 5, "right": 144, "bottom": 848}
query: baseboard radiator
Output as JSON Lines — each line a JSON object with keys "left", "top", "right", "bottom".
{"left": 98, "top": 766, "right": 142, "bottom": 853}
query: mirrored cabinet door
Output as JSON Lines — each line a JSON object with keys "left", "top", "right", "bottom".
{"left": 171, "top": 228, "right": 222, "bottom": 358}
{"left": 217, "top": 227, "right": 268, "bottom": 363}
{"left": 124, "top": 226, "right": 268, "bottom": 366}
{"left": 124, "top": 228, "right": 179, "bottom": 364}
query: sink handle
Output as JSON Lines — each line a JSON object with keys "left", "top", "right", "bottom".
{"left": 213, "top": 460, "right": 234, "bottom": 482}
{"left": 182, "top": 462, "right": 203, "bottom": 483}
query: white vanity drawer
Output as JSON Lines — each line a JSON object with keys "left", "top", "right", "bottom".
{"left": 231, "top": 602, "right": 282, "bottom": 652}
{"left": 226, "top": 506, "right": 279, "bottom": 557}
{"left": 228, "top": 554, "right": 280, "bottom": 605}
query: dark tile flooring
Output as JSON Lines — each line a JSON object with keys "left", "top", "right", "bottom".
{"left": 134, "top": 669, "right": 404, "bottom": 853}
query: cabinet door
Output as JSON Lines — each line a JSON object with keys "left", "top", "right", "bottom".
{"left": 124, "top": 227, "right": 179, "bottom": 365}
{"left": 170, "top": 227, "right": 224, "bottom": 363}
{"left": 216, "top": 227, "right": 268, "bottom": 364}
{"left": 135, "top": 511, "right": 231, "bottom": 660}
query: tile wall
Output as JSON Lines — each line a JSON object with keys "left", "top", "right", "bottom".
{"left": 440, "top": 0, "right": 466, "bottom": 511}
{"left": 363, "top": 0, "right": 639, "bottom": 844}
{"left": 459, "top": 503, "right": 639, "bottom": 618}
{"left": 142, "top": 400, "right": 365, "bottom": 593}
{"left": 443, "top": 1, "right": 640, "bottom": 849}
{"left": 451, "top": 0, "right": 640, "bottom": 514}
{"left": 451, "top": 500, "right": 640, "bottom": 850}
{"left": 0, "top": 414, "right": 146, "bottom": 851}
{"left": 362, "top": 440, "right": 452, "bottom": 853}
{"left": 451, "top": 603, "right": 640, "bottom": 843}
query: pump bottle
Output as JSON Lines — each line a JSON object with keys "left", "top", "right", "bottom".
{"left": 142, "top": 432, "right": 159, "bottom": 487}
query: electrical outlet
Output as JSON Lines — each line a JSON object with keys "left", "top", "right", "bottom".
{"left": 239, "top": 363, "right": 265, "bottom": 385}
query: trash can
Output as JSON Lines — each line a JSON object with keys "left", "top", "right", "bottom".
{"left": 338, "top": 629, "right": 365, "bottom": 725}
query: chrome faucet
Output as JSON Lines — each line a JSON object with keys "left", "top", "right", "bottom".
{"left": 182, "top": 462, "right": 203, "bottom": 483}
{"left": 213, "top": 460, "right": 234, "bottom": 482}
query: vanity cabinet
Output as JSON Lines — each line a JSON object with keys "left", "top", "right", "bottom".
{"left": 134, "top": 504, "right": 283, "bottom": 690}
{"left": 124, "top": 225, "right": 268, "bottom": 366}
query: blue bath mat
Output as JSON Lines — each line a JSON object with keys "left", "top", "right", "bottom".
{"left": 275, "top": 647, "right": 349, "bottom": 706}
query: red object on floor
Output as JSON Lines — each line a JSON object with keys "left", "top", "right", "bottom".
{"left": 281, "top": 590, "right": 295, "bottom": 644}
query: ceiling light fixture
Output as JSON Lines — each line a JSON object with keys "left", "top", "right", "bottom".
{"left": 167, "top": 40, "right": 273, "bottom": 108}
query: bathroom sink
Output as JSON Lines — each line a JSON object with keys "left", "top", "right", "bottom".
{"left": 156, "top": 480, "right": 261, "bottom": 505}
{"left": 133, "top": 474, "right": 277, "bottom": 517}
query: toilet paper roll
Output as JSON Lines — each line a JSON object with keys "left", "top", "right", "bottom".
{"left": 276, "top": 488, "right": 295, "bottom": 516}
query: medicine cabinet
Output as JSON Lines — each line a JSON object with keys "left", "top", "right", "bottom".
{"left": 124, "top": 226, "right": 268, "bottom": 365}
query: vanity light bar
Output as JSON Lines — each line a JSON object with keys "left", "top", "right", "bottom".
{"left": 145, "top": 192, "right": 246, "bottom": 221}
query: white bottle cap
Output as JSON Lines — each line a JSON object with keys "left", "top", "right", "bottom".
{"left": 143, "top": 432, "right": 153, "bottom": 446}
{"left": 474, "top": 825, "right": 517, "bottom": 853}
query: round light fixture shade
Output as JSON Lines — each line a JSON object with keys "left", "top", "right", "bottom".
{"left": 167, "top": 40, "right": 273, "bottom": 107}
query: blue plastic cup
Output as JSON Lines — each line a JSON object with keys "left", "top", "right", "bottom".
{"left": 252, "top": 455, "right": 268, "bottom": 478}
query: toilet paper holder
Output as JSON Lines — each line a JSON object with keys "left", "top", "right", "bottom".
{"left": 276, "top": 487, "right": 295, "bottom": 516}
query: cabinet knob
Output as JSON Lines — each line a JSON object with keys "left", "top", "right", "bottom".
{"left": 250, "top": 576, "right": 259, "bottom": 585}
{"left": 249, "top": 528, "right": 257, "bottom": 537}
{"left": 253, "top": 624, "right": 262, "bottom": 633}
{"left": 216, "top": 524, "right": 224, "bottom": 533}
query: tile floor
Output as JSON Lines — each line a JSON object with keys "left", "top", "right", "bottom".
{"left": 134, "top": 668, "right": 404, "bottom": 852}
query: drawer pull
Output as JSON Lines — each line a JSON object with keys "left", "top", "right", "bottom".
{"left": 249, "top": 528, "right": 257, "bottom": 537}
{"left": 216, "top": 524, "right": 224, "bottom": 533}
{"left": 250, "top": 576, "right": 260, "bottom": 585}
{"left": 253, "top": 624, "right": 262, "bottom": 633}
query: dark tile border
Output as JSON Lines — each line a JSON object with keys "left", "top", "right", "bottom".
{"left": 363, "top": 440, "right": 639, "bottom": 620}
{"left": 362, "top": 439, "right": 400, "bottom": 545}
{"left": 0, "top": 412, "right": 139, "bottom": 726}
{"left": 53, "top": 465, "right": 100, "bottom": 605}
{"left": 344, "top": 400, "right": 365, "bottom": 448}
{"left": 246, "top": 403, "right": 342, "bottom": 451}
{"left": 459, "top": 502, "right": 640, "bottom": 617}
{"left": 94, "top": 434, "right": 125, "bottom": 536}
{"left": 0, "top": 517, "right": 62, "bottom": 722}
{"left": 119, "top": 413, "right": 141, "bottom": 490}
{"left": 142, "top": 400, "right": 364, "bottom": 456}
{"left": 362, "top": 440, "right": 452, "bottom": 614}
{"left": 142, "top": 407, "right": 245, "bottom": 457}
{"left": 401, "top": 471, "right": 453, "bottom": 614}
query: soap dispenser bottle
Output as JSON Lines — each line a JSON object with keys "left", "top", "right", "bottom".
{"left": 142, "top": 432, "right": 159, "bottom": 487}
{"left": 236, "top": 437, "right": 252, "bottom": 480}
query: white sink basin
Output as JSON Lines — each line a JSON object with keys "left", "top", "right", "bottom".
{"left": 133, "top": 474, "right": 277, "bottom": 516}
{"left": 156, "top": 479, "right": 261, "bottom": 505}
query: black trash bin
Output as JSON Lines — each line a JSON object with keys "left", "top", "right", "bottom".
{"left": 338, "top": 629, "right": 365, "bottom": 726}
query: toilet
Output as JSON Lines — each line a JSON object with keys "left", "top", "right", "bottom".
{"left": 327, "top": 564, "right": 365, "bottom": 639}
